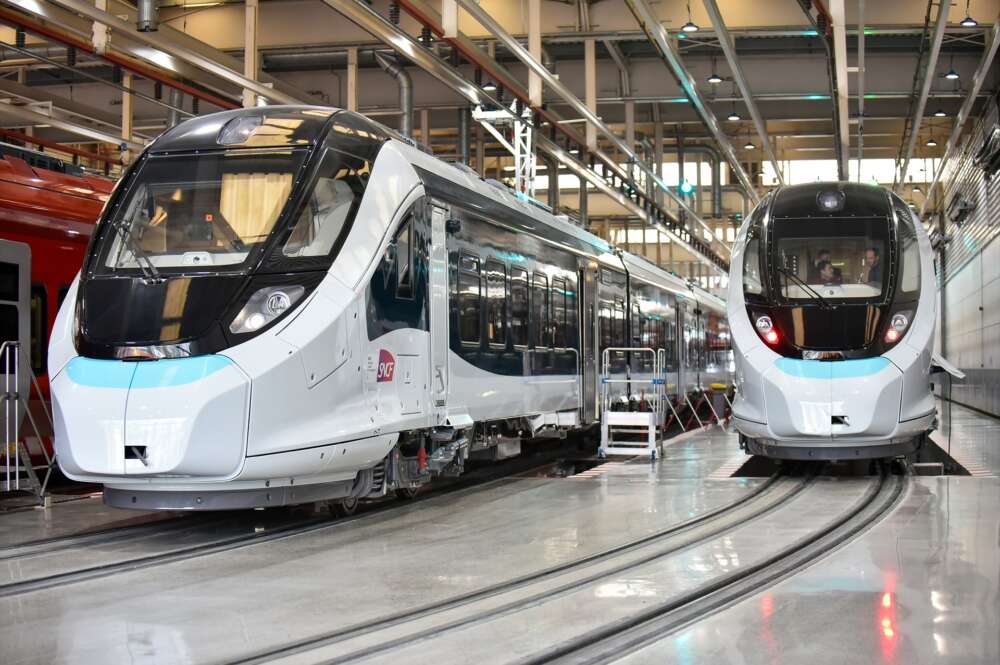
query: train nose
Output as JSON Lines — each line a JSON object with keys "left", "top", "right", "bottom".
{"left": 762, "top": 357, "right": 903, "bottom": 438}
{"left": 53, "top": 356, "right": 249, "bottom": 478}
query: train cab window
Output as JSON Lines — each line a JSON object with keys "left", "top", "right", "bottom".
{"left": 394, "top": 217, "right": 414, "bottom": 299}
{"left": 743, "top": 236, "right": 762, "bottom": 296}
{"left": 510, "top": 268, "right": 529, "bottom": 347}
{"left": 458, "top": 254, "right": 482, "bottom": 344}
{"left": 284, "top": 150, "right": 368, "bottom": 260}
{"left": 531, "top": 273, "right": 549, "bottom": 348}
{"left": 552, "top": 277, "right": 568, "bottom": 348}
{"left": 486, "top": 260, "right": 507, "bottom": 346}
{"left": 29, "top": 284, "right": 46, "bottom": 376}
{"left": 896, "top": 205, "right": 921, "bottom": 298}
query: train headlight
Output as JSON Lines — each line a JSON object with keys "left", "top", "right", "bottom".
{"left": 755, "top": 315, "right": 773, "bottom": 333}
{"left": 885, "top": 310, "right": 912, "bottom": 344}
{"left": 230, "top": 285, "right": 305, "bottom": 334}
{"left": 816, "top": 190, "right": 846, "bottom": 212}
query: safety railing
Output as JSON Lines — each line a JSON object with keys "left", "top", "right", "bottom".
{"left": 1, "top": 341, "right": 54, "bottom": 501}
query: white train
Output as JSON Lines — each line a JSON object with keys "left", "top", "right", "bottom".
{"left": 49, "top": 106, "right": 731, "bottom": 510}
{"left": 727, "top": 182, "right": 962, "bottom": 460}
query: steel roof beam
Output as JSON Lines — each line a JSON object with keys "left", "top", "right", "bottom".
{"left": 921, "top": 11, "right": 1000, "bottom": 218}
{"left": 622, "top": 0, "right": 758, "bottom": 203}
{"left": 896, "top": 0, "right": 950, "bottom": 189}
{"left": 451, "top": 0, "right": 733, "bottom": 253}
{"left": 0, "top": 100, "right": 144, "bottom": 150}
{"left": 702, "top": 0, "right": 783, "bottom": 185}
{"left": 323, "top": 0, "right": 729, "bottom": 274}
{"left": 830, "top": 0, "right": 851, "bottom": 180}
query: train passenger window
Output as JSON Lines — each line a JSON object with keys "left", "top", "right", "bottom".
{"left": 486, "top": 260, "right": 507, "bottom": 346}
{"left": 510, "top": 268, "right": 529, "bottom": 347}
{"left": 552, "top": 277, "right": 568, "bottom": 348}
{"left": 395, "top": 217, "right": 414, "bottom": 299}
{"left": 284, "top": 150, "right": 368, "bottom": 259}
{"left": 531, "top": 273, "right": 549, "bottom": 348}
{"left": 29, "top": 284, "right": 46, "bottom": 376}
{"left": 458, "top": 254, "right": 481, "bottom": 344}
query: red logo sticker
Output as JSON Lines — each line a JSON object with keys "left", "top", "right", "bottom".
{"left": 377, "top": 349, "right": 395, "bottom": 382}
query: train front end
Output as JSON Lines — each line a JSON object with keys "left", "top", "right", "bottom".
{"left": 48, "top": 106, "right": 397, "bottom": 509}
{"left": 728, "top": 182, "right": 938, "bottom": 460}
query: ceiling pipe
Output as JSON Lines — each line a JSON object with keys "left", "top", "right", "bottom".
{"left": 603, "top": 40, "right": 631, "bottom": 97}
{"left": 702, "top": 0, "right": 783, "bottom": 186}
{"left": 451, "top": 0, "right": 732, "bottom": 255}
{"left": 896, "top": 0, "right": 950, "bottom": 190}
{"left": 622, "top": 0, "right": 759, "bottom": 204}
{"left": 856, "top": 0, "right": 865, "bottom": 181}
{"left": 43, "top": 0, "right": 298, "bottom": 105}
{"left": 324, "top": 0, "right": 729, "bottom": 273}
{"left": 797, "top": 0, "right": 845, "bottom": 180}
{"left": 538, "top": 152, "right": 560, "bottom": 210}
{"left": 374, "top": 51, "right": 413, "bottom": 138}
{"left": 677, "top": 144, "right": 723, "bottom": 219}
{"left": 136, "top": 0, "right": 159, "bottom": 32}
{"left": 0, "top": 6, "right": 238, "bottom": 111}
{"left": 920, "top": 11, "right": 1000, "bottom": 218}
{"left": 829, "top": 0, "right": 851, "bottom": 180}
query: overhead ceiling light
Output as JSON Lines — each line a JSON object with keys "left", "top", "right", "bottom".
{"left": 681, "top": 2, "right": 699, "bottom": 32}
{"left": 933, "top": 109, "right": 947, "bottom": 117}
{"left": 944, "top": 68, "right": 960, "bottom": 80}
{"left": 707, "top": 72, "right": 723, "bottom": 84}
{"left": 912, "top": 185, "right": 923, "bottom": 194}
{"left": 926, "top": 137, "right": 938, "bottom": 147}
{"left": 727, "top": 111, "right": 741, "bottom": 121}
{"left": 744, "top": 141, "right": 755, "bottom": 150}
{"left": 482, "top": 81, "right": 497, "bottom": 92}
{"left": 961, "top": 15, "right": 978, "bottom": 27}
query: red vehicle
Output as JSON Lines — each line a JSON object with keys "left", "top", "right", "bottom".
{"left": 0, "top": 142, "right": 114, "bottom": 457}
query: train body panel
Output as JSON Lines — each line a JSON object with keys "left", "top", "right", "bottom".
{"left": 48, "top": 106, "right": 732, "bottom": 509}
{"left": 729, "top": 182, "right": 943, "bottom": 460}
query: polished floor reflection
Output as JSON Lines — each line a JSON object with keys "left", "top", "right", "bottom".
{"left": 1, "top": 421, "right": 997, "bottom": 665}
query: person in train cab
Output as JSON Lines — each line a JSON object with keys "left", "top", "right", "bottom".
{"left": 860, "top": 247, "right": 882, "bottom": 284}
{"left": 816, "top": 260, "right": 841, "bottom": 285}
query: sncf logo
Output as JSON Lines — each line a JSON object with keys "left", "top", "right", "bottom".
{"left": 377, "top": 349, "right": 395, "bottom": 382}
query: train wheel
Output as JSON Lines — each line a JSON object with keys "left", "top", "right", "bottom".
{"left": 394, "top": 487, "right": 420, "bottom": 500}
{"left": 332, "top": 496, "right": 359, "bottom": 517}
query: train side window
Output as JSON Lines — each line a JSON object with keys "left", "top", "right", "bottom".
{"left": 531, "top": 273, "right": 549, "bottom": 348}
{"left": 486, "top": 260, "right": 507, "bottom": 346}
{"left": 743, "top": 236, "right": 762, "bottom": 295}
{"left": 458, "top": 254, "right": 481, "bottom": 344}
{"left": 552, "top": 277, "right": 568, "bottom": 348}
{"left": 614, "top": 300, "right": 626, "bottom": 347}
{"left": 395, "top": 217, "right": 414, "bottom": 299}
{"left": 510, "top": 268, "right": 529, "bottom": 348}
{"left": 29, "top": 284, "right": 46, "bottom": 376}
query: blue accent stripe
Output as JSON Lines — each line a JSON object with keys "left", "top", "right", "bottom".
{"left": 774, "top": 357, "right": 890, "bottom": 379}
{"left": 65, "top": 355, "right": 232, "bottom": 389}
{"left": 131, "top": 356, "right": 232, "bottom": 388}
{"left": 65, "top": 357, "right": 136, "bottom": 389}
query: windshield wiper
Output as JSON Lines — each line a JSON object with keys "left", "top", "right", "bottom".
{"left": 774, "top": 266, "right": 831, "bottom": 309}
{"left": 110, "top": 219, "right": 161, "bottom": 281}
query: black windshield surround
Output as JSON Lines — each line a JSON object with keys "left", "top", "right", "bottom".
{"left": 76, "top": 108, "right": 390, "bottom": 359}
{"left": 744, "top": 183, "right": 919, "bottom": 359}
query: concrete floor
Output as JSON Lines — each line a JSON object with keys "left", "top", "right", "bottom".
{"left": 0, "top": 423, "right": 997, "bottom": 665}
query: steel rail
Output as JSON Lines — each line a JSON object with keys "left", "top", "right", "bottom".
{"left": 235, "top": 471, "right": 814, "bottom": 664}
{"left": 0, "top": 448, "right": 576, "bottom": 598}
{"left": 535, "top": 469, "right": 907, "bottom": 664}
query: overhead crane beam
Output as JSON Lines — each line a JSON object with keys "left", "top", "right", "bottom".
{"left": 623, "top": 0, "right": 759, "bottom": 204}
{"left": 896, "top": 0, "right": 951, "bottom": 190}
{"left": 323, "top": 0, "right": 730, "bottom": 274}
{"left": 702, "top": 0, "right": 783, "bottom": 185}
{"left": 450, "top": 0, "right": 732, "bottom": 255}
{"left": 920, "top": 10, "right": 1000, "bottom": 218}
{"left": 0, "top": 100, "right": 144, "bottom": 151}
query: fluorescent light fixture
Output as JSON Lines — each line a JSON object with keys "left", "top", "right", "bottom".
{"left": 707, "top": 72, "right": 723, "bottom": 84}
{"left": 727, "top": 111, "right": 741, "bottom": 121}
{"left": 960, "top": 15, "right": 978, "bottom": 27}
{"left": 944, "top": 68, "right": 960, "bottom": 80}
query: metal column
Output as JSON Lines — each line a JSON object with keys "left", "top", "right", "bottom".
{"left": 243, "top": 0, "right": 260, "bottom": 107}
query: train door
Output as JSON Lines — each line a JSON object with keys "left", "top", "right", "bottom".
{"left": 579, "top": 263, "right": 599, "bottom": 424}
{"left": 0, "top": 240, "right": 29, "bottom": 468}
{"left": 428, "top": 203, "right": 450, "bottom": 422}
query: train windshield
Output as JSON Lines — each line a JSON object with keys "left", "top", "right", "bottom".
{"left": 770, "top": 217, "right": 889, "bottom": 302}
{"left": 94, "top": 150, "right": 307, "bottom": 274}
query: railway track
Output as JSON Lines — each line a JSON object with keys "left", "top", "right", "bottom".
{"left": 227, "top": 464, "right": 906, "bottom": 665}
{"left": 226, "top": 467, "right": 812, "bottom": 664}
{"left": 0, "top": 445, "right": 579, "bottom": 598}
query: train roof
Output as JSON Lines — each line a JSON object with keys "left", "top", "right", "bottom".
{"left": 769, "top": 181, "right": 891, "bottom": 219}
